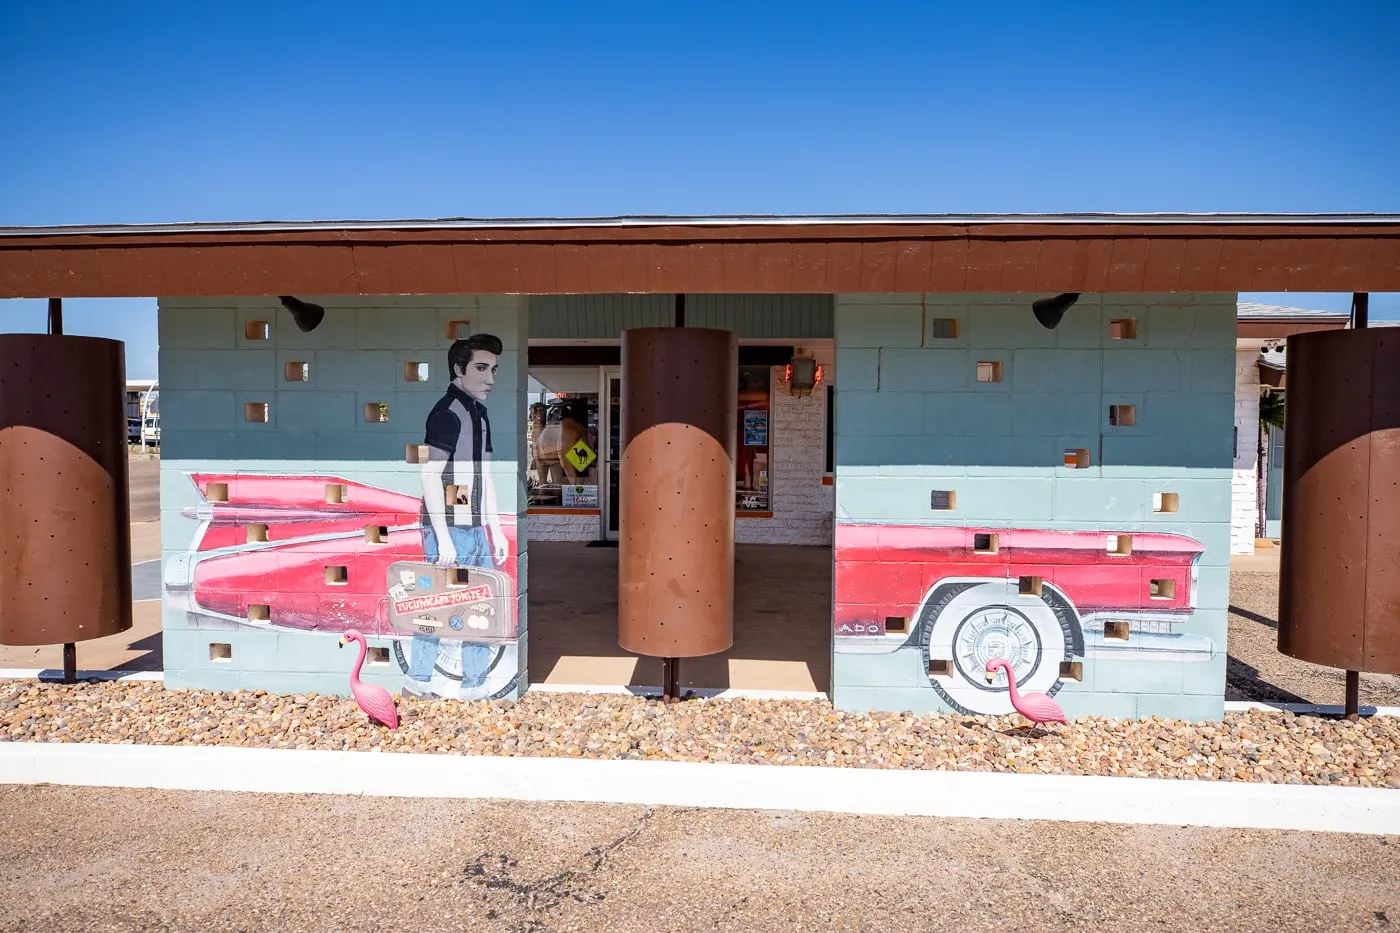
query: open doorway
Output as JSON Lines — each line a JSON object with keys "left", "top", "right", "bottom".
{"left": 525, "top": 349, "right": 835, "bottom": 695}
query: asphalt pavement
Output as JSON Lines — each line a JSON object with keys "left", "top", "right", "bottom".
{"left": 1, "top": 785, "right": 1395, "bottom": 933}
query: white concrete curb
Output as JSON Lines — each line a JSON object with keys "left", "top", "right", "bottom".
{"left": 2, "top": 742, "right": 1396, "bottom": 836}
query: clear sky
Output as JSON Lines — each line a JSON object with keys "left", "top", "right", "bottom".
{"left": 2, "top": 0, "right": 1397, "bottom": 377}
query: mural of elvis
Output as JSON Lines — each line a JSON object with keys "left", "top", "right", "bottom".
{"left": 402, "top": 333, "right": 510, "bottom": 699}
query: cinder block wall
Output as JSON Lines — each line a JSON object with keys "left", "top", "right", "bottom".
{"left": 832, "top": 293, "right": 1235, "bottom": 721}
{"left": 157, "top": 295, "right": 529, "bottom": 700}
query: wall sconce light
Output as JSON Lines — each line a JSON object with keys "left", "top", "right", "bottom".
{"left": 279, "top": 295, "right": 326, "bottom": 333}
{"left": 785, "top": 354, "right": 823, "bottom": 397}
{"left": 1031, "top": 293, "right": 1081, "bottom": 330}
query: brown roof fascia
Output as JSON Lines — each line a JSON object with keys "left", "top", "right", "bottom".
{"left": 3, "top": 218, "right": 1400, "bottom": 298}
{"left": 1238, "top": 320, "right": 1351, "bottom": 339}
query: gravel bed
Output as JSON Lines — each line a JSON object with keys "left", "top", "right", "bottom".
{"left": 5, "top": 680, "right": 1400, "bottom": 789}
{"left": 1228, "top": 571, "right": 1400, "bottom": 707}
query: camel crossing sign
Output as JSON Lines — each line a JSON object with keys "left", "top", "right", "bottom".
{"left": 565, "top": 439, "right": 597, "bottom": 473}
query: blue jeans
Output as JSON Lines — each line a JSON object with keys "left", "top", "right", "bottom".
{"left": 409, "top": 525, "right": 495, "bottom": 688}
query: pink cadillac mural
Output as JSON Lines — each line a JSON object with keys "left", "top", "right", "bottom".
{"left": 164, "top": 333, "right": 523, "bottom": 701}
{"left": 834, "top": 524, "right": 1215, "bottom": 715}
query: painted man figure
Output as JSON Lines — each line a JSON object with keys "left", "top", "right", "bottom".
{"left": 403, "top": 333, "right": 510, "bottom": 699}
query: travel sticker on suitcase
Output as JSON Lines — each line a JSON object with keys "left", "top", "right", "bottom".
{"left": 385, "top": 561, "right": 517, "bottom": 642}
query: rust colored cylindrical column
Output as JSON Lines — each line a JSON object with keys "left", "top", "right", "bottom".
{"left": 1278, "top": 327, "right": 1400, "bottom": 672}
{"left": 0, "top": 334, "right": 133, "bottom": 646}
{"left": 618, "top": 327, "right": 737, "bottom": 658}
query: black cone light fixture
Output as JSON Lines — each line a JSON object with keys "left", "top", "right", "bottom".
{"left": 279, "top": 295, "right": 326, "bottom": 333}
{"left": 1031, "top": 292, "right": 1080, "bottom": 330}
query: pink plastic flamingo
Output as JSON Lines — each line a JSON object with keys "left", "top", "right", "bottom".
{"left": 338, "top": 628, "right": 399, "bottom": 729}
{"left": 985, "top": 657, "right": 1067, "bottom": 726}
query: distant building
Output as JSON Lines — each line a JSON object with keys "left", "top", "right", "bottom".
{"left": 125, "top": 380, "right": 157, "bottom": 418}
{"left": 1231, "top": 304, "right": 1397, "bottom": 552}
{"left": 125, "top": 379, "right": 159, "bottom": 443}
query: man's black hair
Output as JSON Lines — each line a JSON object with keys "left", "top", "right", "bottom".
{"left": 448, "top": 333, "right": 504, "bottom": 377}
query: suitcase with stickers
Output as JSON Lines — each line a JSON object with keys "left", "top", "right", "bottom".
{"left": 384, "top": 560, "right": 517, "bottom": 642}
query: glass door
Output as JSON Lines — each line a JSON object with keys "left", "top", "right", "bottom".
{"left": 601, "top": 369, "right": 622, "bottom": 540}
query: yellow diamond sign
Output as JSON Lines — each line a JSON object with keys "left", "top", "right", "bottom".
{"left": 565, "top": 439, "right": 597, "bottom": 473}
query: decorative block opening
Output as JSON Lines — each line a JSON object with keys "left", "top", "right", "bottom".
{"left": 1063, "top": 448, "right": 1091, "bottom": 469}
{"left": 284, "top": 361, "right": 309, "bottom": 382}
{"left": 244, "top": 402, "right": 269, "bottom": 423}
{"left": 975, "top": 361, "right": 1004, "bottom": 383}
{"left": 244, "top": 320, "right": 269, "bottom": 340}
{"left": 885, "top": 616, "right": 908, "bottom": 635}
{"left": 446, "top": 484, "right": 465, "bottom": 505}
{"left": 973, "top": 533, "right": 999, "bottom": 554}
{"left": 1149, "top": 578, "right": 1176, "bottom": 600}
{"left": 1109, "top": 404, "right": 1136, "bottom": 427}
{"left": 1018, "top": 575, "right": 1043, "bottom": 597}
{"left": 1059, "top": 660, "right": 1084, "bottom": 681}
{"left": 930, "top": 489, "right": 957, "bottom": 511}
{"left": 404, "top": 361, "right": 431, "bottom": 382}
{"left": 204, "top": 482, "right": 229, "bottom": 502}
{"left": 1104, "top": 620, "right": 1131, "bottom": 641}
{"left": 324, "top": 484, "right": 348, "bottom": 504}
{"left": 928, "top": 658, "right": 952, "bottom": 678}
{"left": 405, "top": 443, "right": 431, "bottom": 464}
{"left": 449, "top": 568, "right": 472, "bottom": 587}
{"left": 446, "top": 319, "right": 472, "bottom": 340}
{"left": 247, "top": 604, "right": 270, "bottom": 624}
{"left": 209, "top": 642, "right": 232, "bottom": 662}
{"left": 364, "top": 402, "right": 389, "bottom": 423}
{"left": 929, "top": 318, "right": 959, "bottom": 339}
{"left": 1110, "top": 318, "right": 1138, "bottom": 340}
{"left": 246, "top": 524, "right": 269, "bottom": 544}
{"left": 1106, "top": 534, "right": 1133, "bottom": 557}
{"left": 367, "top": 646, "right": 390, "bottom": 665}
{"left": 1152, "top": 492, "right": 1180, "bottom": 513}
{"left": 325, "top": 565, "right": 349, "bottom": 586}
{"left": 365, "top": 525, "right": 389, "bottom": 545}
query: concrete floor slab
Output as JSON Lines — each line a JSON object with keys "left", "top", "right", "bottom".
{"left": 528, "top": 541, "right": 832, "bottom": 692}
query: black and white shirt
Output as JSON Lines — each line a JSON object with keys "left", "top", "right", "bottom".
{"left": 421, "top": 384, "right": 493, "bottom": 528}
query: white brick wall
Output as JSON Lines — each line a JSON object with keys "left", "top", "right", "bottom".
{"left": 736, "top": 348, "right": 835, "bottom": 546}
{"left": 525, "top": 349, "right": 836, "bottom": 547}
{"left": 1231, "top": 347, "right": 1261, "bottom": 554}
{"left": 527, "top": 510, "right": 604, "bottom": 542}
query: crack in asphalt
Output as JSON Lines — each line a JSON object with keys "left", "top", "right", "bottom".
{"left": 462, "top": 808, "right": 655, "bottom": 932}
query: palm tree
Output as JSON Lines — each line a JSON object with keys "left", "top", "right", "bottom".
{"left": 1256, "top": 391, "right": 1286, "bottom": 539}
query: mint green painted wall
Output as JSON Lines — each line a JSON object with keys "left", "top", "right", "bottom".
{"left": 158, "top": 295, "right": 529, "bottom": 700}
{"left": 832, "top": 293, "right": 1236, "bottom": 721}
{"left": 528, "top": 294, "right": 833, "bottom": 340}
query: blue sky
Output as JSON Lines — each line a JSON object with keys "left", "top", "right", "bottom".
{"left": 2, "top": 0, "right": 1397, "bottom": 377}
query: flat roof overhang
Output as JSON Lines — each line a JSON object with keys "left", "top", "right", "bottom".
{"left": 1237, "top": 318, "right": 1351, "bottom": 339}
{"left": 2, "top": 213, "right": 1398, "bottom": 299}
